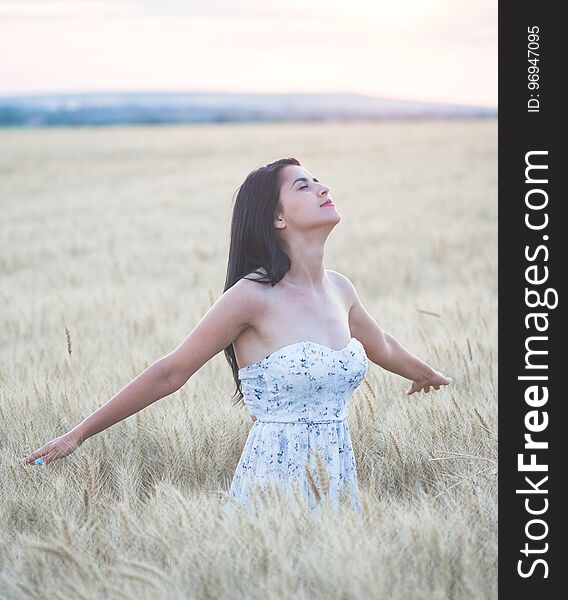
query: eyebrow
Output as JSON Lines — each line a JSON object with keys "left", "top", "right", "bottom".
{"left": 290, "top": 176, "right": 319, "bottom": 189}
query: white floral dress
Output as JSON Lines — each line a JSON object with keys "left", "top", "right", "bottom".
{"left": 227, "top": 337, "right": 368, "bottom": 514}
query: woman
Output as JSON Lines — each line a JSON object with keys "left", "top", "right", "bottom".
{"left": 21, "top": 157, "right": 451, "bottom": 514}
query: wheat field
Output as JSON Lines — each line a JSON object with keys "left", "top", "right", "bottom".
{"left": 0, "top": 119, "right": 497, "bottom": 599}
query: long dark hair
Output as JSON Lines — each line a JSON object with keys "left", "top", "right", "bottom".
{"left": 223, "top": 157, "right": 300, "bottom": 406}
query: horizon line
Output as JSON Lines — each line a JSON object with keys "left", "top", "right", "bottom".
{"left": 0, "top": 87, "right": 498, "bottom": 110}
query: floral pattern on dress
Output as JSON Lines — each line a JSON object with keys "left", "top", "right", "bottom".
{"left": 227, "top": 337, "right": 368, "bottom": 515}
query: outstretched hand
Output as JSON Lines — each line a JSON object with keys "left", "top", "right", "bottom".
{"left": 20, "top": 431, "right": 83, "bottom": 466}
{"left": 406, "top": 370, "right": 451, "bottom": 395}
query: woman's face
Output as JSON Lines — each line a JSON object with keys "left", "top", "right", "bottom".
{"left": 275, "top": 165, "right": 340, "bottom": 233}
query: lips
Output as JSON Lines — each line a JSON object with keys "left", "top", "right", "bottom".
{"left": 320, "top": 199, "right": 334, "bottom": 207}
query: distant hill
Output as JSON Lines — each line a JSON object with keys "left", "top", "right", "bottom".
{"left": 0, "top": 91, "right": 497, "bottom": 127}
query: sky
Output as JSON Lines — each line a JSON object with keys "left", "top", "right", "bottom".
{"left": 0, "top": 0, "right": 497, "bottom": 107}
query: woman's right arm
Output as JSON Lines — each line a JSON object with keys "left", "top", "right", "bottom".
{"left": 21, "top": 278, "right": 261, "bottom": 465}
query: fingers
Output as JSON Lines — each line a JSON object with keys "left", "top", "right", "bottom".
{"left": 406, "top": 378, "right": 452, "bottom": 396}
{"left": 21, "top": 454, "right": 45, "bottom": 466}
{"left": 36, "top": 451, "right": 58, "bottom": 465}
{"left": 21, "top": 434, "right": 80, "bottom": 466}
{"left": 21, "top": 443, "right": 52, "bottom": 465}
{"left": 21, "top": 451, "right": 44, "bottom": 465}
{"left": 22, "top": 453, "right": 48, "bottom": 466}
{"left": 406, "top": 373, "right": 453, "bottom": 396}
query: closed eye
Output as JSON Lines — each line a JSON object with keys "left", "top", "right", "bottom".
{"left": 299, "top": 185, "right": 308, "bottom": 189}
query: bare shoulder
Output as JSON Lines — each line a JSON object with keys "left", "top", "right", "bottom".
{"left": 327, "top": 269, "right": 386, "bottom": 364}
{"left": 228, "top": 267, "right": 272, "bottom": 319}
{"left": 325, "top": 269, "right": 356, "bottom": 308}
{"left": 229, "top": 268, "right": 269, "bottom": 307}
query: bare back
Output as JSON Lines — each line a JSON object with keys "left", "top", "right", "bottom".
{"left": 233, "top": 269, "right": 352, "bottom": 371}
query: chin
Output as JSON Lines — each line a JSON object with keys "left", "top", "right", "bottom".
{"left": 329, "top": 210, "right": 341, "bottom": 223}
{"left": 317, "top": 207, "right": 341, "bottom": 227}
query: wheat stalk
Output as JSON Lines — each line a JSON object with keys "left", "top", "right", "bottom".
{"left": 428, "top": 454, "right": 496, "bottom": 464}
{"left": 449, "top": 395, "right": 462, "bottom": 413}
{"left": 362, "top": 380, "right": 377, "bottom": 420}
{"left": 466, "top": 336, "right": 473, "bottom": 360}
{"left": 60, "top": 517, "right": 74, "bottom": 546}
{"left": 431, "top": 463, "right": 496, "bottom": 500}
{"left": 313, "top": 450, "right": 330, "bottom": 497}
{"left": 305, "top": 462, "right": 321, "bottom": 504}
{"left": 417, "top": 309, "right": 441, "bottom": 318}
{"left": 63, "top": 321, "right": 72, "bottom": 357}
{"left": 473, "top": 407, "right": 496, "bottom": 437}
{"left": 477, "top": 422, "right": 497, "bottom": 437}
{"left": 389, "top": 431, "right": 403, "bottom": 462}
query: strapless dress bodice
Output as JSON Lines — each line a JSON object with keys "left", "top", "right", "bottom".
{"left": 237, "top": 337, "right": 367, "bottom": 423}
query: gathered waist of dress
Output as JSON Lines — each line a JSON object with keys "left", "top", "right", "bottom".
{"left": 254, "top": 416, "right": 347, "bottom": 424}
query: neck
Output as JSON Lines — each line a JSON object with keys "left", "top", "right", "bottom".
{"left": 281, "top": 236, "right": 327, "bottom": 289}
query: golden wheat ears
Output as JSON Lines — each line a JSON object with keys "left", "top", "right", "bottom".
{"left": 304, "top": 449, "right": 333, "bottom": 504}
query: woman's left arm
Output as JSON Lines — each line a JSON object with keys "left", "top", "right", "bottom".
{"left": 335, "top": 272, "right": 451, "bottom": 395}
{"left": 377, "top": 331, "right": 451, "bottom": 395}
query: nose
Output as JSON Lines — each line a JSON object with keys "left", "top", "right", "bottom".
{"left": 319, "top": 184, "right": 330, "bottom": 196}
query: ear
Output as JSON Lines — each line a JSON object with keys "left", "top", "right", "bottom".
{"left": 274, "top": 215, "right": 287, "bottom": 230}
